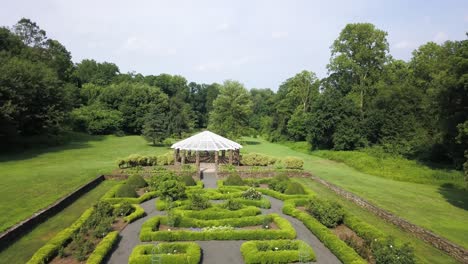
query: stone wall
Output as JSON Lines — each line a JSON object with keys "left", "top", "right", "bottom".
{"left": 0, "top": 175, "right": 105, "bottom": 251}
{"left": 310, "top": 175, "right": 468, "bottom": 263}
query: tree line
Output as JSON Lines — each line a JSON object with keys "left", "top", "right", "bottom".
{"left": 0, "top": 19, "right": 466, "bottom": 169}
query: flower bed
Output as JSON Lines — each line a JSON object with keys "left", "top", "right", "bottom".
{"left": 240, "top": 240, "right": 316, "bottom": 264}
{"left": 128, "top": 242, "right": 201, "bottom": 264}
{"left": 140, "top": 214, "right": 296, "bottom": 241}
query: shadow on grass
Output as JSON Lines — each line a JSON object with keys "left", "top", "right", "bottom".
{"left": 241, "top": 140, "right": 261, "bottom": 145}
{"left": 0, "top": 132, "right": 106, "bottom": 163}
{"left": 438, "top": 184, "right": 468, "bottom": 211}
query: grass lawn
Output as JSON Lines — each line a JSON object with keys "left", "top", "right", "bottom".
{"left": 241, "top": 137, "right": 468, "bottom": 249}
{"left": 293, "top": 178, "right": 458, "bottom": 264}
{"left": 0, "top": 180, "right": 117, "bottom": 264}
{"left": 0, "top": 134, "right": 167, "bottom": 233}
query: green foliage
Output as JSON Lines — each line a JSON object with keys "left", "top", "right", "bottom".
{"left": 181, "top": 174, "right": 196, "bottom": 186}
{"left": 223, "top": 199, "right": 243, "bottom": 210}
{"left": 224, "top": 173, "right": 245, "bottom": 186}
{"left": 371, "top": 237, "right": 415, "bottom": 264}
{"left": 149, "top": 171, "right": 178, "bottom": 190}
{"left": 177, "top": 206, "right": 260, "bottom": 220}
{"left": 269, "top": 174, "right": 290, "bottom": 193}
{"left": 242, "top": 187, "right": 263, "bottom": 200}
{"left": 284, "top": 182, "right": 306, "bottom": 195}
{"left": 114, "top": 202, "right": 134, "bottom": 217}
{"left": 128, "top": 243, "right": 201, "bottom": 264}
{"left": 306, "top": 197, "right": 345, "bottom": 228}
{"left": 86, "top": 231, "right": 119, "bottom": 264}
{"left": 241, "top": 240, "right": 316, "bottom": 264}
{"left": 282, "top": 157, "right": 304, "bottom": 169}
{"left": 124, "top": 204, "right": 146, "bottom": 223}
{"left": 115, "top": 183, "right": 137, "bottom": 198}
{"left": 188, "top": 193, "right": 211, "bottom": 210}
{"left": 159, "top": 180, "right": 186, "bottom": 201}
{"left": 127, "top": 174, "right": 148, "bottom": 189}
{"left": 241, "top": 153, "right": 276, "bottom": 166}
{"left": 208, "top": 80, "right": 253, "bottom": 139}
{"left": 71, "top": 104, "right": 124, "bottom": 135}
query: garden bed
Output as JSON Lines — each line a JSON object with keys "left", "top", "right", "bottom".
{"left": 241, "top": 240, "right": 316, "bottom": 264}
{"left": 128, "top": 242, "right": 201, "bottom": 264}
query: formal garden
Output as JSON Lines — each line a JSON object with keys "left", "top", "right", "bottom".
{"left": 26, "top": 146, "right": 416, "bottom": 264}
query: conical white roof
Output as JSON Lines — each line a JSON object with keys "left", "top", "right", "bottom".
{"left": 171, "top": 131, "right": 242, "bottom": 151}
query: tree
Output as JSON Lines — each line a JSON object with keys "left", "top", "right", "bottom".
{"left": 74, "top": 59, "right": 119, "bottom": 85}
{"left": 142, "top": 112, "right": 168, "bottom": 145}
{"left": 208, "top": 80, "right": 253, "bottom": 139}
{"left": 71, "top": 104, "right": 123, "bottom": 134}
{"left": 12, "top": 18, "right": 47, "bottom": 48}
{"left": 285, "top": 71, "right": 320, "bottom": 113}
{"left": 328, "top": 23, "right": 389, "bottom": 111}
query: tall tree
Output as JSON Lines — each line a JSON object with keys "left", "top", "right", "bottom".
{"left": 327, "top": 23, "right": 389, "bottom": 111}
{"left": 208, "top": 80, "right": 253, "bottom": 139}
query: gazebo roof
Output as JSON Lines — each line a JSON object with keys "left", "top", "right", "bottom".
{"left": 171, "top": 131, "right": 242, "bottom": 151}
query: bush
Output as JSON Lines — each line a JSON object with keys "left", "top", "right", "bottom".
{"left": 177, "top": 206, "right": 260, "bottom": 220}
{"left": 124, "top": 205, "right": 146, "bottom": 223}
{"left": 115, "top": 183, "right": 137, "bottom": 198}
{"left": 306, "top": 197, "right": 344, "bottom": 228}
{"left": 86, "top": 231, "right": 119, "bottom": 264}
{"left": 129, "top": 243, "right": 201, "bottom": 264}
{"left": 181, "top": 174, "right": 196, "bottom": 186}
{"left": 284, "top": 182, "right": 306, "bottom": 195}
{"left": 114, "top": 202, "right": 134, "bottom": 217}
{"left": 282, "top": 157, "right": 304, "bottom": 169}
{"left": 223, "top": 199, "right": 243, "bottom": 210}
{"left": 241, "top": 153, "right": 275, "bottom": 166}
{"left": 242, "top": 187, "right": 263, "bottom": 200}
{"left": 224, "top": 173, "right": 245, "bottom": 186}
{"left": 371, "top": 237, "right": 415, "bottom": 264}
{"left": 188, "top": 193, "right": 211, "bottom": 210}
{"left": 269, "top": 174, "right": 290, "bottom": 193}
{"left": 159, "top": 180, "right": 186, "bottom": 201}
{"left": 241, "top": 240, "right": 316, "bottom": 264}
{"left": 127, "top": 174, "right": 148, "bottom": 189}
{"left": 149, "top": 171, "right": 178, "bottom": 191}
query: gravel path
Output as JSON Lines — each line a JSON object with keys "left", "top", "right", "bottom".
{"left": 106, "top": 176, "right": 342, "bottom": 264}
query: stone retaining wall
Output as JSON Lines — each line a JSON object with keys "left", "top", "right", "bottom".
{"left": 309, "top": 175, "right": 468, "bottom": 263}
{"left": 0, "top": 175, "right": 105, "bottom": 251}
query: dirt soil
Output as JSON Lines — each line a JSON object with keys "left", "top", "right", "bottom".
{"left": 296, "top": 206, "right": 307, "bottom": 212}
{"left": 259, "top": 184, "right": 269, "bottom": 188}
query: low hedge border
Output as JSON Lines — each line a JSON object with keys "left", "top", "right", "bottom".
{"left": 240, "top": 240, "right": 316, "bottom": 264}
{"left": 27, "top": 208, "right": 94, "bottom": 264}
{"left": 86, "top": 231, "right": 119, "bottom": 264}
{"left": 282, "top": 199, "right": 366, "bottom": 264}
{"left": 140, "top": 214, "right": 296, "bottom": 241}
{"left": 174, "top": 206, "right": 261, "bottom": 220}
{"left": 155, "top": 199, "right": 188, "bottom": 211}
{"left": 232, "top": 197, "right": 271, "bottom": 209}
{"left": 129, "top": 242, "right": 201, "bottom": 264}
{"left": 218, "top": 180, "right": 313, "bottom": 201}
{"left": 102, "top": 183, "right": 158, "bottom": 204}
{"left": 124, "top": 204, "right": 146, "bottom": 223}
{"left": 186, "top": 180, "right": 204, "bottom": 189}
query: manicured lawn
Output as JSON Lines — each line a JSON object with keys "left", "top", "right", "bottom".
{"left": 293, "top": 178, "right": 458, "bottom": 264}
{"left": 241, "top": 137, "right": 468, "bottom": 249}
{"left": 0, "top": 180, "right": 117, "bottom": 264}
{"left": 0, "top": 134, "right": 167, "bottom": 233}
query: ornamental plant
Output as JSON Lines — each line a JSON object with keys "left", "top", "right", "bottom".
{"left": 189, "top": 193, "right": 211, "bottom": 210}
{"left": 306, "top": 197, "right": 344, "bottom": 228}
{"left": 242, "top": 187, "right": 262, "bottom": 200}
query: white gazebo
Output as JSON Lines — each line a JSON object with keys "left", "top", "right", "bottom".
{"left": 170, "top": 130, "right": 242, "bottom": 170}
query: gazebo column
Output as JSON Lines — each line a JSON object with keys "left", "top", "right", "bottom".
{"left": 229, "top": 149, "right": 233, "bottom": 165}
{"left": 181, "top": 150, "right": 186, "bottom": 165}
{"left": 195, "top": 151, "right": 200, "bottom": 178}
{"left": 174, "top": 149, "right": 180, "bottom": 165}
{"left": 235, "top": 149, "right": 240, "bottom": 166}
{"left": 188, "top": 150, "right": 191, "bottom": 157}
{"left": 215, "top": 150, "right": 219, "bottom": 166}
{"left": 221, "top": 150, "right": 225, "bottom": 157}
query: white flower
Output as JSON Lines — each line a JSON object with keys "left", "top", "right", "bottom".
{"left": 390, "top": 245, "right": 393, "bottom": 248}
{"left": 265, "top": 225, "right": 269, "bottom": 229}
{"left": 174, "top": 250, "right": 177, "bottom": 253}
{"left": 168, "top": 228, "right": 171, "bottom": 231}
{"left": 275, "top": 247, "right": 278, "bottom": 251}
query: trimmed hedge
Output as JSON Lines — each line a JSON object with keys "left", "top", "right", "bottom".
{"left": 241, "top": 240, "right": 316, "bottom": 264}
{"left": 155, "top": 199, "right": 188, "bottom": 211}
{"left": 27, "top": 208, "right": 94, "bottom": 264}
{"left": 124, "top": 204, "right": 146, "bottom": 223}
{"left": 129, "top": 243, "right": 201, "bottom": 264}
{"left": 282, "top": 157, "right": 304, "bottom": 169}
{"left": 102, "top": 183, "right": 158, "bottom": 204}
{"left": 175, "top": 206, "right": 261, "bottom": 220}
{"left": 282, "top": 199, "right": 366, "bottom": 264}
{"left": 241, "top": 153, "right": 276, "bottom": 166}
{"left": 140, "top": 214, "right": 296, "bottom": 241}
{"left": 86, "top": 231, "right": 119, "bottom": 264}
{"left": 257, "top": 188, "right": 309, "bottom": 201}
{"left": 127, "top": 174, "right": 148, "bottom": 189}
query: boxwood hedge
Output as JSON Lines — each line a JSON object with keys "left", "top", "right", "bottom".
{"left": 129, "top": 243, "right": 201, "bottom": 264}
{"left": 124, "top": 204, "right": 146, "bottom": 223}
{"left": 86, "top": 231, "right": 119, "bottom": 264}
{"left": 240, "top": 240, "right": 316, "bottom": 264}
{"left": 102, "top": 183, "right": 158, "bottom": 204}
{"left": 140, "top": 214, "right": 296, "bottom": 241}
{"left": 174, "top": 206, "right": 261, "bottom": 220}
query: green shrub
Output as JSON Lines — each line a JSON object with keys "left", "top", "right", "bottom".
{"left": 129, "top": 243, "right": 201, "bottom": 264}
{"left": 115, "top": 183, "right": 137, "bottom": 198}
{"left": 269, "top": 174, "right": 290, "bottom": 193}
{"left": 282, "top": 199, "right": 366, "bottom": 264}
{"left": 159, "top": 180, "right": 186, "bottom": 201}
{"left": 124, "top": 204, "right": 146, "bottom": 223}
{"left": 242, "top": 187, "right": 263, "bottom": 200}
{"left": 223, "top": 199, "right": 243, "bottom": 210}
{"left": 149, "top": 171, "right": 178, "bottom": 191}
{"left": 176, "top": 206, "right": 260, "bottom": 220}
{"left": 127, "top": 174, "right": 148, "bottom": 189}
{"left": 224, "top": 173, "right": 245, "bottom": 186}
{"left": 241, "top": 240, "right": 316, "bottom": 264}
{"left": 86, "top": 231, "right": 119, "bottom": 264}
{"left": 181, "top": 174, "right": 196, "bottom": 186}
{"left": 306, "top": 197, "right": 344, "bottom": 228}
{"left": 284, "top": 182, "right": 306, "bottom": 195}
{"left": 282, "top": 157, "right": 304, "bottom": 169}
{"left": 188, "top": 193, "right": 211, "bottom": 210}
{"left": 241, "top": 153, "right": 274, "bottom": 166}
{"left": 371, "top": 237, "right": 415, "bottom": 264}
{"left": 114, "top": 202, "right": 134, "bottom": 217}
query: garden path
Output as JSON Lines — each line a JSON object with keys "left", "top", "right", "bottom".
{"left": 106, "top": 176, "right": 342, "bottom": 264}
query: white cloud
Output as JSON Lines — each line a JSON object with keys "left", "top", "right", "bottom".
{"left": 215, "top": 23, "right": 230, "bottom": 32}
{"left": 271, "top": 31, "right": 288, "bottom": 39}
{"left": 433, "top": 31, "right": 448, "bottom": 44}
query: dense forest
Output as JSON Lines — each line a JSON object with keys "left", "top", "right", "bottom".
{"left": 0, "top": 19, "right": 466, "bottom": 170}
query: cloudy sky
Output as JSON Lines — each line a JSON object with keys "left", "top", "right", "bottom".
{"left": 1, "top": 0, "right": 467, "bottom": 90}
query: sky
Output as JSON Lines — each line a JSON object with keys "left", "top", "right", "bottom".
{"left": 1, "top": 0, "right": 467, "bottom": 90}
